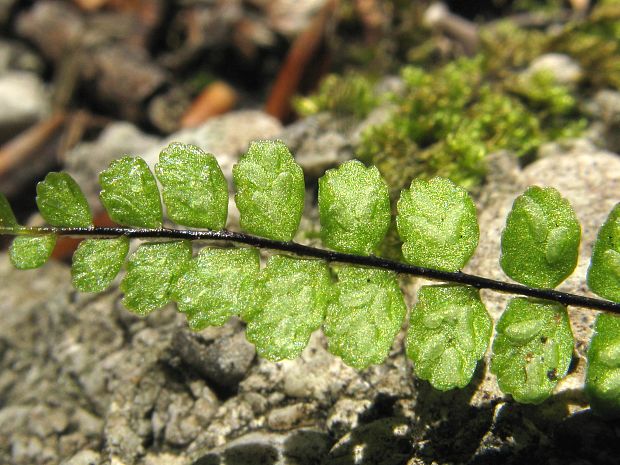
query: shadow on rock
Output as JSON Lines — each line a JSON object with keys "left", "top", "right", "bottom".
{"left": 411, "top": 361, "right": 496, "bottom": 464}
{"left": 324, "top": 416, "right": 413, "bottom": 465}
{"left": 193, "top": 442, "right": 279, "bottom": 465}
{"left": 471, "top": 390, "right": 620, "bottom": 465}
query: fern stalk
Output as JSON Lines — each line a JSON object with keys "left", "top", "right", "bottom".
{"left": 3, "top": 225, "right": 619, "bottom": 314}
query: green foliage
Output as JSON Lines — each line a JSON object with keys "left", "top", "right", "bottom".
{"left": 501, "top": 186, "right": 581, "bottom": 288}
{"left": 9, "top": 235, "right": 56, "bottom": 270}
{"left": 549, "top": 3, "right": 620, "bottom": 90}
{"left": 294, "top": 72, "right": 379, "bottom": 118}
{"left": 407, "top": 285, "right": 492, "bottom": 390}
{"left": 155, "top": 143, "right": 228, "bottom": 230}
{"left": 324, "top": 266, "right": 406, "bottom": 370}
{"left": 318, "top": 160, "right": 391, "bottom": 255}
{"left": 99, "top": 157, "right": 163, "bottom": 229}
{"left": 36, "top": 172, "right": 92, "bottom": 228}
{"left": 586, "top": 313, "right": 620, "bottom": 418}
{"left": 297, "top": 37, "right": 588, "bottom": 197}
{"left": 479, "top": 21, "right": 547, "bottom": 75}
{"left": 510, "top": 70, "right": 577, "bottom": 116}
{"left": 172, "top": 247, "right": 260, "bottom": 330}
{"left": 233, "top": 140, "right": 305, "bottom": 241}
{"left": 71, "top": 237, "right": 129, "bottom": 292}
{"left": 242, "top": 255, "right": 332, "bottom": 360}
{"left": 355, "top": 56, "right": 575, "bottom": 194}
{"left": 2, "top": 138, "right": 620, "bottom": 410}
{"left": 0, "top": 193, "right": 18, "bottom": 230}
{"left": 121, "top": 241, "right": 192, "bottom": 315}
{"left": 397, "top": 177, "right": 479, "bottom": 271}
{"left": 491, "top": 298, "right": 574, "bottom": 404}
{"left": 587, "top": 203, "right": 620, "bottom": 302}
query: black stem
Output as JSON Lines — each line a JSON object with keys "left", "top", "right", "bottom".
{"left": 5, "top": 226, "right": 620, "bottom": 314}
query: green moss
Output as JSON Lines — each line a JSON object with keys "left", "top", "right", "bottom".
{"left": 356, "top": 57, "right": 579, "bottom": 198}
{"left": 549, "top": 4, "right": 620, "bottom": 90}
{"left": 509, "top": 70, "right": 576, "bottom": 115}
{"left": 479, "top": 22, "right": 547, "bottom": 77}
{"left": 294, "top": 72, "right": 379, "bottom": 119}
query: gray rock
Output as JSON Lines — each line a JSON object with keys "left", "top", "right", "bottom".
{"left": 144, "top": 110, "right": 283, "bottom": 181}
{"left": 147, "top": 86, "right": 193, "bottom": 134}
{"left": 586, "top": 90, "right": 620, "bottom": 152}
{"left": 60, "top": 450, "right": 102, "bottom": 465}
{"left": 0, "top": 71, "right": 50, "bottom": 143}
{"left": 16, "top": 1, "right": 84, "bottom": 63}
{"left": 278, "top": 114, "right": 354, "bottom": 178}
{"left": 325, "top": 398, "right": 372, "bottom": 438}
{"left": 524, "top": 53, "right": 583, "bottom": 87}
{"left": 266, "top": 403, "right": 312, "bottom": 431}
{"left": 143, "top": 453, "right": 189, "bottom": 465}
{"left": 171, "top": 320, "right": 256, "bottom": 392}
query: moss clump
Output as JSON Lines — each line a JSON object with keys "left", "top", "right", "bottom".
{"left": 479, "top": 21, "right": 548, "bottom": 77}
{"left": 294, "top": 72, "right": 380, "bottom": 119}
{"left": 356, "top": 57, "right": 583, "bottom": 197}
{"left": 549, "top": 3, "right": 620, "bottom": 90}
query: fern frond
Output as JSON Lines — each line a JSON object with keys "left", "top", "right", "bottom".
{"left": 1, "top": 140, "right": 619, "bottom": 414}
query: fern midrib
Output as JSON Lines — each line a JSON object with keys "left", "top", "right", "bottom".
{"left": 4, "top": 224, "right": 619, "bottom": 314}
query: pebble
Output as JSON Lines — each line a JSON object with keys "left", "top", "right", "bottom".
{"left": 0, "top": 71, "right": 50, "bottom": 143}
{"left": 525, "top": 53, "right": 583, "bottom": 87}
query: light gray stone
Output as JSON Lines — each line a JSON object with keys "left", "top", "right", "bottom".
{"left": 525, "top": 53, "right": 583, "bottom": 87}
{"left": 586, "top": 90, "right": 620, "bottom": 152}
{"left": 60, "top": 450, "right": 102, "bottom": 465}
{"left": 0, "top": 71, "right": 50, "bottom": 143}
{"left": 278, "top": 114, "right": 355, "bottom": 178}
{"left": 143, "top": 110, "right": 283, "bottom": 181}
{"left": 171, "top": 321, "right": 256, "bottom": 392}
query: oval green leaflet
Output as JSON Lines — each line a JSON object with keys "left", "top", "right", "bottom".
{"left": 36, "top": 172, "right": 93, "bottom": 228}
{"left": 318, "top": 160, "right": 391, "bottom": 255}
{"left": 155, "top": 142, "right": 228, "bottom": 230}
{"left": 99, "top": 156, "right": 163, "bottom": 229}
{"left": 586, "top": 313, "right": 620, "bottom": 418}
{"left": 71, "top": 237, "right": 130, "bottom": 292}
{"left": 171, "top": 247, "right": 260, "bottom": 330}
{"left": 233, "top": 140, "right": 305, "bottom": 241}
{"left": 587, "top": 203, "right": 620, "bottom": 302}
{"left": 242, "top": 255, "right": 332, "bottom": 361}
{"left": 406, "top": 284, "right": 492, "bottom": 390}
{"left": 0, "top": 193, "right": 18, "bottom": 230}
{"left": 491, "top": 297, "right": 574, "bottom": 404}
{"left": 324, "top": 266, "right": 406, "bottom": 370}
{"left": 121, "top": 241, "right": 192, "bottom": 315}
{"left": 500, "top": 186, "right": 580, "bottom": 289}
{"left": 9, "top": 234, "right": 57, "bottom": 270}
{"left": 396, "top": 177, "right": 479, "bottom": 271}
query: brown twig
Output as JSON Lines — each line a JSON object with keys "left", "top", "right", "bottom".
{"left": 265, "top": 0, "right": 338, "bottom": 122}
{"left": 0, "top": 113, "right": 66, "bottom": 184}
{"left": 181, "top": 81, "right": 238, "bottom": 128}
